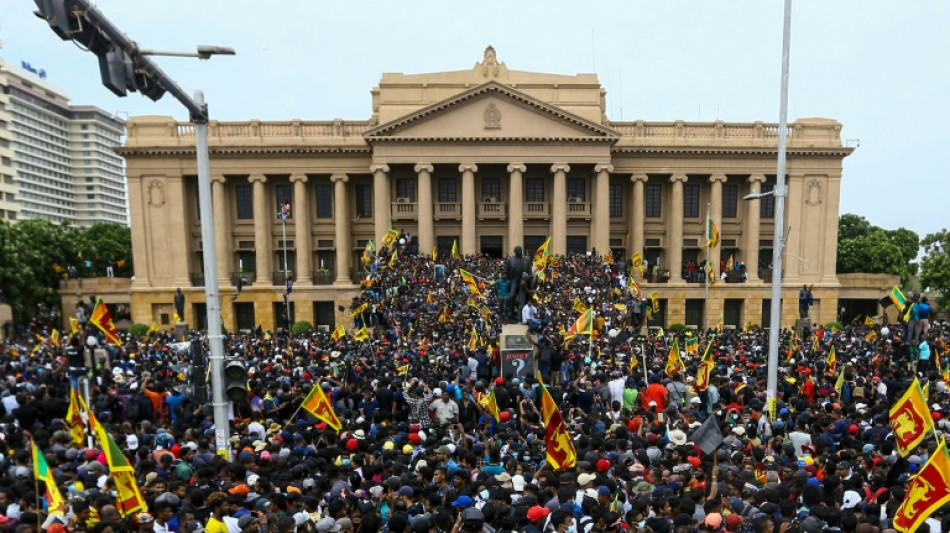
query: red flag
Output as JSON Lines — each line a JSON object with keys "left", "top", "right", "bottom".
{"left": 893, "top": 438, "right": 950, "bottom": 533}
{"left": 890, "top": 377, "right": 934, "bottom": 457}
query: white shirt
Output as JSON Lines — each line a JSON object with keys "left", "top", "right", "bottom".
{"left": 521, "top": 304, "right": 537, "bottom": 324}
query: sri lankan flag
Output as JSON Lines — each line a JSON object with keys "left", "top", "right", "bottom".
{"left": 32, "top": 442, "right": 67, "bottom": 515}
{"left": 826, "top": 346, "right": 837, "bottom": 375}
{"left": 350, "top": 303, "right": 368, "bottom": 317}
{"left": 388, "top": 250, "right": 398, "bottom": 268}
{"left": 685, "top": 336, "right": 699, "bottom": 355}
{"left": 537, "top": 378, "right": 576, "bottom": 470}
{"left": 650, "top": 291, "right": 660, "bottom": 312}
{"left": 533, "top": 237, "right": 551, "bottom": 269}
{"left": 363, "top": 239, "right": 376, "bottom": 265}
{"left": 835, "top": 368, "right": 846, "bottom": 397}
{"left": 468, "top": 327, "right": 479, "bottom": 352}
{"left": 893, "top": 438, "right": 950, "bottom": 533}
{"left": 563, "top": 309, "right": 594, "bottom": 343}
{"left": 66, "top": 387, "right": 88, "bottom": 446}
{"left": 890, "top": 377, "right": 934, "bottom": 457}
{"left": 626, "top": 276, "right": 641, "bottom": 298}
{"left": 704, "top": 216, "right": 720, "bottom": 248}
{"left": 695, "top": 341, "right": 715, "bottom": 392}
{"left": 485, "top": 387, "right": 501, "bottom": 423}
{"left": 665, "top": 338, "right": 685, "bottom": 376}
{"left": 147, "top": 322, "right": 160, "bottom": 336}
{"left": 866, "top": 331, "right": 878, "bottom": 342}
{"left": 632, "top": 252, "right": 643, "bottom": 269}
{"left": 331, "top": 325, "right": 346, "bottom": 341}
{"left": 381, "top": 228, "right": 400, "bottom": 248}
{"left": 50, "top": 329, "right": 60, "bottom": 347}
{"left": 437, "top": 307, "right": 450, "bottom": 324}
{"left": 89, "top": 412, "right": 146, "bottom": 517}
{"left": 573, "top": 297, "right": 588, "bottom": 314}
{"left": 90, "top": 299, "right": 121, "bottom": 346}
{"left": 865, "top": 316, "right": 877, "bottom": 327}
{"left": 451, "top": 240, "right": 460, "bottom": 260}
{"left": 70, "top": 317, "right": 81, "bottom": 335}
{"left": 460, "top": 269, "right": 482, "bottom": 298}
{"left": 302, "top": 383, "right": 342, "bottom": 431}
{"left": 352, "top": 325, "right": 369, "bottom": 342}
{"left": 890, "top": 286, "right": 908, "bottom": 313}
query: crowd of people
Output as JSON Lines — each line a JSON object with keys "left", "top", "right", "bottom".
{"left": 0, "top": 245, "right": 948, "bottom": 533}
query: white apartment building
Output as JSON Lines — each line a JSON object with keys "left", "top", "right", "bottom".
{"left": 0, "top": 50, "right": 126, "bottom": 227}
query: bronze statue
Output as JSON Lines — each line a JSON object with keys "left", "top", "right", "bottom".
{"left": 174, "top": 288, "right": 185, "bottom": 321}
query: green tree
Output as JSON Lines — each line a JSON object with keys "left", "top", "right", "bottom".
{"left": 920, "top": 229, "right": 950, "bottom": 308}
{"left": 836, "top": 214, "right": 919, "bottom": 284}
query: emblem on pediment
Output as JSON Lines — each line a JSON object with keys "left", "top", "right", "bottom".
{"left": 480, "top": 45, "right": 500, "bottom": 77}
{"left": 484, "top": 103, "right": 502, "bottom": 129}
{"left": 806, "top": 179, "right": 823, "bottom": 206}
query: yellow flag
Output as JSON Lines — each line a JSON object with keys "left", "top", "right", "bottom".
{"left": 173, "top": 312, "right": 182, "bottom": 323}
{"left": 892, "top": 438, "right": 950, "bottom": 533}
{"left": 650, "top": 291, "right": 660, "bottom": 312}
{"left": 573, "top": 297, "right": 588, "bottom": 314}
{"left": 70, "top": 317, "right": 80, "bottom": 335}
{"left": 865, "top": 316, "right": 876, "bottom": 327}
{"left": 665, "top": 338, "right": 685, "bottom": 376}
{"left": 451, "top": 240, "right": 460, "bottom": 260}
{"left": 485, "top": 387, "right": 501, "bottom": 422}
{"left": 350, "top": 303, "right": 368, "bottom": 317}
{"left": 331, "top": 325, "right": 346, "bottom": 341}
{"left": 835, "top": 368, "right": 845, "bottom": 397}
{"left": 50, "top": 329, "right": 60, "bottom": 347}
{"left": 301, "top": 385, "right": 343, "bottom": 431}
{"left": 889, "top": 377, "right": 934, "bottom": 457}
{"left": 353, "top": 325, "right": 369, "bottom": 341}
{"left": 389, "top": 250, "right": 398, "bottom": 268}
{"left": 432, "top": 247, "right": 438, "bottom": 262}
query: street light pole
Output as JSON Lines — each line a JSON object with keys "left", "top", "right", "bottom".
{"left": 766, "top": 0, "right": 793, "bottom": 415}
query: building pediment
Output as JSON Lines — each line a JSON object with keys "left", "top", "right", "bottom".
{"left": 364, "top": 82, "right": 619, "bottom": 143}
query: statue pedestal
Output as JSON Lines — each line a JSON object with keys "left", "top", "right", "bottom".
{"left": 174, "top": 322, "right": 189, "bottom": 341}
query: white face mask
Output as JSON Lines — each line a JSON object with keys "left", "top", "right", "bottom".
{"left": 480, "top": 490, "right": 490, "bottom": 500}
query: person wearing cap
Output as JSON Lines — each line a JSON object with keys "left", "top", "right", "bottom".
{"left": 524, "top": 505, "right": 550, "bottom": 533}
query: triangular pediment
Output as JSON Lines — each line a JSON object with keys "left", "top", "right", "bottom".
{"left": 364, "top": 82, "right": 619, "bottom": 142}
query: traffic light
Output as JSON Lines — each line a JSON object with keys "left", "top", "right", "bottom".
{"left": 34, "top": 0, "right": 80, "bottom": 40}
{"left": 99, "top": 44, "right": 134, "bottom": 97}
{"left": 224, "top": 360, "right": 248, "bottom": 402}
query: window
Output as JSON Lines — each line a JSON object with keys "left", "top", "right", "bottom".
{"left": 760, "top": 184, "right": 775, "bottom": 218}
{"left": 566, "top": 235, "right": 588, "bottom": 254}
{"left": 315, "top": 184, "right": 333, "bottom": 218}
{"left": 395, "top": 177, "right": 416, "bottom": 202}
{"left": 645, "top": 184, "right": 662, "bottom": 218}
{"left": 438, "top": 178, "right": 458, "bottom": 203}
{"left": 525, "top": 178, "right": 544, "bottom": 202}
{"left": 234, "top": 302, "right": 256, "bottom": 332}
{"left": 722, "top": 184, "right": 739, "bottom": 218}
{"left": 481, "top": 178, "right": 501, "bottom": 201}
{"left": 355, "top": 184, "right": 373, "bottom": 218}
{"left": 609, "top": 184, "right": 623, "bottom": 218}
{"left": 235, "top": 185, "right": 253, "bottom": 219}
{"left": 685, "top": 299, "right": 705, "bottom": 328}
{"left": 567, "top": 178, "right": 586, "bottom": 202}
{"left": 275, "top": 184, "right": 292, "bottom": 218}
{"left": 683, "top": 184, "right": 700, "bottom": 218}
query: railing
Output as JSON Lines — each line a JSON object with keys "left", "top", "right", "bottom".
{"left": 230, "top": 271, "right": 256, "bottom": 285}
{"left": 608, "top": 120, "right": 801, "bottom": 141}
{"left": 391, "top": 202, "right": 417, "bottom": 220}
{"left": 312, "top": 271, "right": 335, "bottom": 285}
{"left": 524, "top": 202, "right": 549, "bottom": 219}
{"left": 174, "top": 119, "right": 372, "bottom": 138}
{"left": 566, "top": 201, "right": 591, "bottom": 218}
{"left": 191, "top": 272, "right": 205, "bottom": 287}
{"left": 434, "top": 202, "right": 460, "bottom": 219}
{"left": 643, "top": 269, "right": 670, "bottom": 284}
{"left": 477, "top": 202, "right": 506, "bottom": 219}
{"left": 272, "top": 270, "right": 295, "bottom": 284}
{"left": 351, "top": 269, "right": 371, "bottom": 284}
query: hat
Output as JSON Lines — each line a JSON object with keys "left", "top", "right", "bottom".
{"left": 842, "top": 490, "right": 862, "bottom": 510}
{"left": 238, "top": 515, "right": 260, "bottom": 529}
{"left": 527, "top": 505, "right": 550, "bottom": 522}
{"left": 668, "top": 429, "right": 687, "bottom": 446}
{"left": 248, "top": 474, "right": 260, "bottom": 486}
{"left": 732, "top": 426, "right": 746, "bottom": 436}
{"left": 596, "top": 458, "right": 611, "bottom": 472}
{"left": 800, "top": 517, "right": 825, "bottom": 533}
{"left": 578, "top": 473, "right": 597, "bottom": 485}
{"left": 317, "top": 517, "right": 342, "bottom": 533}
{"left": 596, "top": 485, "right": 611, "bottom": 497}
{"left": 512, "top": 474, "right": 526, "bottom": 492}
{"left": 725, "top": 514, "right": 744, "bottom": 531}
{"left": 495, "top": 472, "right": 512, "bottom": 483}
{"left": 451, "top": 495, "right": 473, "bottom": 508}
{"left": 398, "top": 486, "right": 414, "bottom": 497}
{"left": 435, "top": 445, "right": 453, "bottom": 455}
{"left": 704, "top": 513, "right": 723, "bottom": 529}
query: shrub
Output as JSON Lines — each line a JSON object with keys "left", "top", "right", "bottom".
{"left": 825, "top": 321, "right": 843, "bottom": 331}
{"left": 669, "top": 323, "right": 687, "bottom": 332}
{"left": 291, "top": 321, "right": 314, "bottom": 335}
{"left": 128, "top": 323, "right": 149, "bottom": 337}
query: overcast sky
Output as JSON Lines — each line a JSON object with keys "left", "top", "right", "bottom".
{"left": 3, "top": 1, "right": 947, "bottom": 241}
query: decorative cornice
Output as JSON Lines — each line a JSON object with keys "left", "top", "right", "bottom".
{"left": 366, "top": 136, "right": 616, "bottom": 143}
{"left": 364, "top": 81, "right": 620, "bottom": 139}
{"left": 114, "top": 146, "right": 372, "bottom": 157}
{"left": 610, "top": 146, "right": 855, "bottom": 157}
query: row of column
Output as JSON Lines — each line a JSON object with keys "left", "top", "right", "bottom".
{"left": 212, "top": 173, "right": 353, "bottom": 288}
{"left": 371, "top": 162, "right": 614, "bottom": 257}
{"left": 628, "top": 173, "right": 767, "bottom": 282}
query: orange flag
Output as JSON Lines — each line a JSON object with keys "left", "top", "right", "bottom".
{"left": 890, "top": 377, "right": 934, "bottom": 457}
{"left": 301, "top": 384, "right": 342, "bottom": 431}
{"left": 90, "top": 299, "right": 122, "bottom": 346}
{"left": 893, "top": 438, "right": 950, "bottom": 533}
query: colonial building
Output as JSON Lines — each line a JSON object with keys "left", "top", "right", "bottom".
{"left": 118, "top": 48, "right": 886, "bottom": 333}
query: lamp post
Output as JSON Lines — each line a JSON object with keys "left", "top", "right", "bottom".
{"left": 744, "top": 0, "right": 792, "bottom": 416}
{"left": 35, "top": 0, "right": 235, "bottom": 458}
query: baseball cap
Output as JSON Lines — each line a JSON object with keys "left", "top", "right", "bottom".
{"left": 527, "top": 505, "right": 550, "bottom": 522}
{"left": 238, "top": 515, "right": 259, "bottom": 529}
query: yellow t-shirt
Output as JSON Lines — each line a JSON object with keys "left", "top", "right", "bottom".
{"left": 205, "top": 517, "right": 229, "bottom": 533}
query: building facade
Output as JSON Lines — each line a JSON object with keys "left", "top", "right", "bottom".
{"left": 119, "top": 48, "right": 869, "bottom": 332}
{"left": 0, "top": 50, "right": 127, "bottom": 226}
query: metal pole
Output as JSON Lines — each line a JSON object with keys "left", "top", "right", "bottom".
{"left": 282, "top": 218, "right": 291, "bottom": 330}
{"left": 767, "top": 0, "right": 792, "bottom": 408}
{"left": 704, "top": 203, "right": 710, "bottom": 330}
{"left": 193, "top": 91, "right": 231, "bottom": 460}
{"left": 79, "top": 375, "right": 93, "bottom": 448}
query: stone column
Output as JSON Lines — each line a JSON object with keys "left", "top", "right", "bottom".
{"left": 593, "top": 163, "right": 613, "bottom": 255}
{"left": 744, "top": 174, "right": 767, "bottom": 282}
{"left": 371, "top": 164, "right": 391, "bottom": 245}
{"left": 414, "top": 163, "right": 435, "bottom": 256}
{"left": 550, "top": 163, "right": 570, "bottom": 256}
{"left": 211, "top": 176, "right": 231, "bottom": 284}
{"left": 290, "top": 174, "right": 312, "bottom": 287}
{"left": 460, "top": 163, "right": 478, "bottom": 256}
{"left": 629, "top": 174, "right": 647, "bottom": 275}
{"left": 249, "top": 174, "right": 272, "bottom": 285}
{"left": 507, "top": 163, "right": 526, "bottom": 251}
{"left": 165, "top": 176, "right": 191, "bottom": 286}
{"left": 668, "top": 175, "right": 687, "bottom": 281}
{"left": 708, "top": 174, "right": 727, "bottom": 275}
{"left": 331, "top": 173, "right": 352, "bottom": 284}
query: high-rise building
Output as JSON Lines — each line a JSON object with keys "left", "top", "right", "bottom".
{"left": 0, "top": 49, "right": 127, "bottom": 226}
